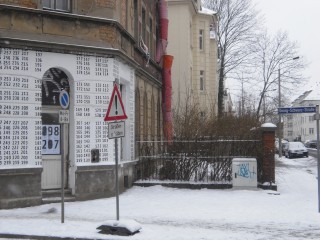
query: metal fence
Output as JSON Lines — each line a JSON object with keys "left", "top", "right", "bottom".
{"left": 136, "top": 139, "right": 263, "bottom": 183}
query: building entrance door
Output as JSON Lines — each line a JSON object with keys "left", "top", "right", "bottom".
{"left": 41, "top": 107, "right": 68, "bottom": 189}
{"left": 41, "top": 68, "right": 70, "bottom": 189}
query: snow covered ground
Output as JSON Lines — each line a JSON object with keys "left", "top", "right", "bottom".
{"left": 1, "top": 156, "right": 320, "bottom": 240}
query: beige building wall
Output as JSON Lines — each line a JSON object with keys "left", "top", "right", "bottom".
{"left": 167, "top": 0, "right": 218, "bottom": 117}
{"left": 167, "top": 1, "right": 195, "bottom": 111}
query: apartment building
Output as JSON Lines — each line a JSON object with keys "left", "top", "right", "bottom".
{"left": 0, "top": 0, "right": 163, "bottom": 209}
{"left": 283, "top": 90, "right": 319, "bottom": 142}
{"left": 167, "top": 0, "right": 218, "bottom": 117}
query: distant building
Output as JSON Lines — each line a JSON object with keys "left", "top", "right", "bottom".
{"left": 167, "top": 0, "right": 218, "bottom": 117}
{"left": 283, "top": 90, "right": 318, "bottom": 142}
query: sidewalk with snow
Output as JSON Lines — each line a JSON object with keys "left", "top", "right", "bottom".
{"left": 0, "top": 156, "right": 320, "bottom": 240}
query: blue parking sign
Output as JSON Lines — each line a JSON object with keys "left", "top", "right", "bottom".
{"left": 59, "top": 90, "right": 69, "bottom": 109}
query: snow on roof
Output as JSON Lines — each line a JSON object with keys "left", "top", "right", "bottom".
{"left": 302, "top": 89, "right": 320, "bottom": 101}
{"left": 261, "top": 123, "right": 277, "bottom": 128}
{"left": 199, "top": 7, "right": 216, "bottom": 15}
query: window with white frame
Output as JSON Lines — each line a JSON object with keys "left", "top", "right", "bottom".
{"left": 43, "top": 0, "right": 70, "bottom": 12}
{"left": 309, "top": 116, "right": 314, "bottom": 122}
{"left": 199, "top": 29, "right": 204, "bottom": 50}
{"left": 309, "top": 128, "right": 314, "bottom": 135}
{"left": 200, "top": 70, "right": 204, "bottom": 91}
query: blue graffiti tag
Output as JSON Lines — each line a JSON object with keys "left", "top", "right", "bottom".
{"left": 237, "top": 163, "right": 256, "bottom": 179}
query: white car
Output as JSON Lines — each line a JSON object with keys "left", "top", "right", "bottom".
{"left": 284, "top": 142, "right": 308, "bottom": 158}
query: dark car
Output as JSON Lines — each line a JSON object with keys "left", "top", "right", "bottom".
{"left": 305, "top": 140, "right": 318, "bottom": 149}
{"left": 284, "top": 142, "right": 308, "bottom": 158}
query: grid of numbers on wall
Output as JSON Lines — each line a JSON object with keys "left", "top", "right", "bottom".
{"left": 0, "top": 119, "right": 42, "bottom": 168}
{"left": 74, "top": 63, "right": 113, "bottom": 164}
{"left": 0, "top": 48, "right": 42, "bottom": 168}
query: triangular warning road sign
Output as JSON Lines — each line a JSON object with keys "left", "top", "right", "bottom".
{"left": 104, "top": 84, "right": 128, "bottom": 121}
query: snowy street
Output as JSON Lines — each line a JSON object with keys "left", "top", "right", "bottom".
{"left": 0, "top": 156, "right": 320, "bottom": 240}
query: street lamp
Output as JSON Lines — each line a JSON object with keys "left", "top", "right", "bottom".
{"left": 278, "top": 56, "right": 299, "bottom": 157}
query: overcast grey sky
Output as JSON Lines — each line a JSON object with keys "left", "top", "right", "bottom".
{"left": 255, "top": 0, "right": 320, "bottom": 100}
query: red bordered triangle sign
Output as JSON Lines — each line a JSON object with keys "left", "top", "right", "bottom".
{"left": 104, "top": 84, "right": 128, "bottom": 121}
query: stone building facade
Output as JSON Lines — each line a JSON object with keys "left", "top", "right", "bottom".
{"left": 0, "top": 0, "right": 163, "bottom": 209}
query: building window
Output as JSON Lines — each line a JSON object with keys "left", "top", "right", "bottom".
{"left": 200, "top": 111, "right": 205, "bottom": 120}
{"left": 143, "top": 92, "right": 148, "bottom": 140}
{"left": 134, "top": 0, "right": 138, "bottom": 39}
{"left": 135, "top": 89, "right": 140, "bottom": 157}
{"left": 199, "top": 29, "right": 204, "bottom": 50}
{"left": 157, "top": 96, "right": 161, "bottom": 141}
{"left": 126, "top": 0, "right": 129, "bottom": 29}
{"left": 151, "top": 96, "right": 155, "bottom": 139}
{"left": 200, "top": 70, "right": 205, "bottom": 91}
{"left": 149, "top": 17, "right": 153, "bottom": 57}
{"left": 309, "top": 128, "right": 314, "bottom": 135}
{"left": 43, "top": 0, "right": 70, "bottom": 12}
{"left": 142, "top": 7, "right": 146, "bottom": 42}
{"left": 288, "top": 131, "right": 293, "bottom": 136}
{"left": 309, "top": 116, "right": 314, "bottom": 122}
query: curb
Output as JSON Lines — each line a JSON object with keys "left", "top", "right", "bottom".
{"left": 0, "top": 233, "right": 109, "bottom": 240}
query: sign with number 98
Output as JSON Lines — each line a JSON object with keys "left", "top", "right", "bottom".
{"left": 42, "top": 125, "right": 60, "bottom": 155}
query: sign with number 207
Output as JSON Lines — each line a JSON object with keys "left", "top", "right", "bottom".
{"left": 42, "top": 125, "right": 60, "bottom": 155}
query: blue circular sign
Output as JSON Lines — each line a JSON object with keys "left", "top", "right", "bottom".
{"left": 59, "top": 90, "right": 69, "bottom": 109}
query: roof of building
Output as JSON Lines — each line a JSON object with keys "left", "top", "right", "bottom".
{"left": 199, "top": 7, "right": 217, "bottom": 15}
{"left": 292, "top": 90, "right": 312, "bottom": 105}
{"left": 303, "top": 89, "right": 320, "bottom": 101}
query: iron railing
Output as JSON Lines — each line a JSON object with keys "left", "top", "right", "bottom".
{"left": 136, "top": 139, "right": 263, "bottom": 183}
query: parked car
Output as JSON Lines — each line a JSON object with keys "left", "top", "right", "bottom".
{"left": 305, "top": 140, "right": 318, "bottom": 149}
{"left": 284, "top": 142, "right": 308, "bottom": 158}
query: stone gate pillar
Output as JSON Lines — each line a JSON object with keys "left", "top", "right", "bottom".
{"left": 260, "top": 123, "right": 277, "bottom": 190}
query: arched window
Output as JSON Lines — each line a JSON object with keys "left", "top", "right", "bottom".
{"left": 135, "top": 88, "right": 140, "bottom": 157}
{"left": 143, "top": 92, "right": 148, "bottom": 140}
{"left": 42, "top": 68, "right": 70, "bottom": 106}
{"left": 135, "top": 88, "right": 140, "bottom": 141}
{"left": 157, "top": 95, "right": 161, "bottom": 141}
{"left": 151, "top": 95, "right": 155, "bottom": 140}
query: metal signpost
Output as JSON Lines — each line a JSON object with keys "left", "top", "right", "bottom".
{"left": 59, "top": 91, "right": 70, "bottom": 223}
{"left": 279, "top": 106, "right": 320, "bottom": 212}
{"left": 313, "top": 105, "right": 320, "bottom": 212}
{"left": 104, "top": 83, "right": 127, "bottom": 220}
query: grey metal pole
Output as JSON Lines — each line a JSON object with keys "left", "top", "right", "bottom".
{"left": 115, "top": 137, "right": 120, "bottom": 220}
{"left": 61, "top": 124, "right": 65, "bottom": 223}
{"left": 278, "top": 68, "right": 282, "bottom": 157}
{"left": 316, "top": 105, "right": 320, "bottom": 212}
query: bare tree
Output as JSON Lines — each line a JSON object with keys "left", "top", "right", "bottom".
{"left": 249, "top": 30, "right": 306, "bottom": 118}
{"left": 202, "top": 0, "right": 259, "bottom": 117}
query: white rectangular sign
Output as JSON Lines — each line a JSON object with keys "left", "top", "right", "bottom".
{"left": 59, "top": 110, "right": 69, "bottom": 123}
{"left": 42, "top": 125, "right": 60, "bottom": 155}
{"left": 108, "top": 121, "right": 125, "bottom": 139}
